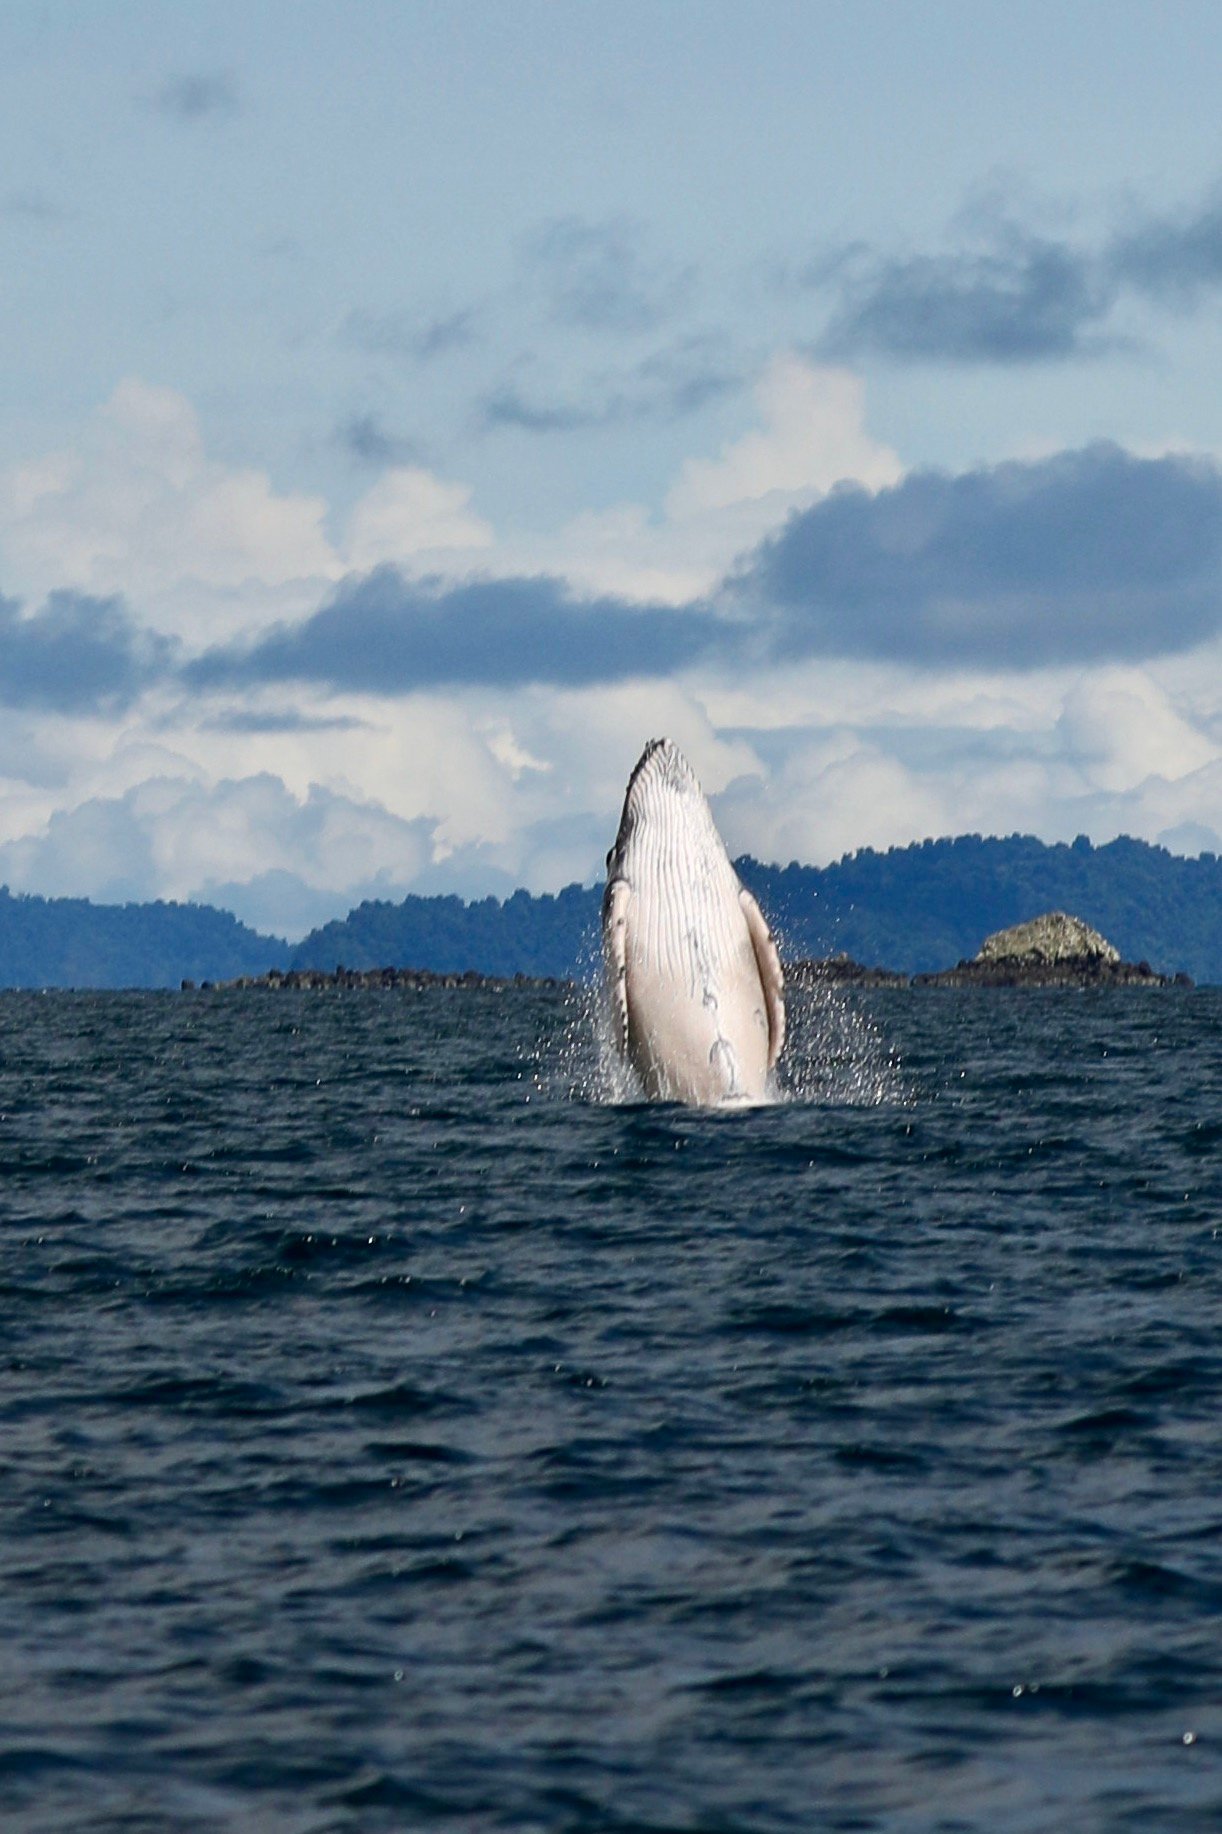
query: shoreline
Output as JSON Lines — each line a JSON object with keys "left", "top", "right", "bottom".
{"left": 186, "top": 954, "right": 1194, "bottom": 993}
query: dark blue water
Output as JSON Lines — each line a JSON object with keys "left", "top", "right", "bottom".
{"left": 1, "top": 985, "right": 1219, "bottom": 1833}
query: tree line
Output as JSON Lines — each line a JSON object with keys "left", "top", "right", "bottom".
{"left": 0, "top": 833, "right": 1217, "bottom": 989}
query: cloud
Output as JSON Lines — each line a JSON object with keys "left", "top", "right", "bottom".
{"left": 480, "top": 336, "right": 742, "bottom": 436}
{"left": 340, "top": 306, "right": 478, "bottom": 363}
{"left": 709, "top": 663, "right": 1221, "bottom": 873}
{"left": 0, "top": 590, "right": 173, "bottom": 714}
{"left": 0, "top": 379, "right": 337, "bottom": 642}
{"left": 0, "top": 773, "right": 438, "bottom": 938}
{"left": 818, "top": 229, "right": 1112, "bottom": 365}
{"left": 202, "top": 709, "right": 369, "bottom": 735}
{"left": 186, "top": 567, "right": 723, "bottom": 695}
{"left": 732, "top": 442, "right": 1222, "bottom": 668}
{"left": 1110, "top": 188, "right": 1222, "bottom": 307}
{"left": 491, "top": 354, "right": 898, "bottom": 606}
{"left": 150, "top": 71, "right": 241, "bottom": 122}
{"left": 1056, "top": 668, "right": 1219, "bottom": 791}
{"left": 344, "top": 468, "right": 493, "bottom": 572}
{"left": 805, "top": 182, "right": 1222, "bottom": 366}
{"left": 336, "top": 413, "right": 422, "bottom": 468}
{"left": 414, "top": 310, "right": 479, "bottom": 359}
{"left": 0, "top": 379, "right": 519, "bottom": 641}
{"left": 633, "top": 336, "right": 741, "bottom": 418}
{"left": 667, "top": 356, "right": 901, "bottom": 517}
{"left": 519, "top": 215, "right": 693, "bottom": 334}
{"left": 714, "top": 739, "right": 950, "bottom": 869}
{"left": 480, "top": 386, "right": 602, "bottom": 434}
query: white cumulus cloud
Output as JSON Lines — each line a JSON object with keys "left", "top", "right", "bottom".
{"left": 0, "top": 771, "right": 441, "bottom": 939}
{"left": 666, "top": 355, "right": 902, "bottom": 518}
{"left": 0, "top": 381, "right": 338, "bottom": 643}
{"left": 344, "top": 466, "right": 493, "bottom": 573}
{"left": 505, "top": 354, "right": 903, "bottom": 604}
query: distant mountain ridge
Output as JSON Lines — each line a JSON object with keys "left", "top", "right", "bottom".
{"left": 736, "top": 832, "right": 1221, "bottom": 985}
{"left": 291, "top": 833, "right": 1220, "bottom": 987}
{"left": 0, "top": 886, "right": 283, "bottom": 990}
{"left": 0, "top": 832, "right": 1218, "bottom": 989}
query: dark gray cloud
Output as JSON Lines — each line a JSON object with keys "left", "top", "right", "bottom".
{"left": 480, "top": 386, "right": 603, "bottom": 434}
{"left": 0, "top": 591, "right": 175, "bottom": 713}
{"left": 174, "top": 446, "right": 1222, "bottom": 698}
{"left": 336, "top": 412, "right": 422, "bottom": 468}
{"left": 732, "top": 443, "right": 1222, "bottom": 668}
{"left": 151, "top": 71, "right": 241, "bottom": 122}
{"left": 520, "top": 215, "right": 693, "bottom": 334}
{"left": 1110, "top": 189, "right": 1222, "bottom": 306}
{"left": 340, "top": 306, "right": 478, "bottom": 364}
{"left": 186, "top": 568, "right": 724, "bottom": 694}
{"left": 203, "top": 710, "right": 368, "bottom": 735}
{"left": 808, "top": 183, "right": 1222, "bottom": 365}
{"left": 632, "top": 335, "right": 741, "bottom": 416}
{"left": 415, "top": 309, "right": 479, "bottom": 359}
{"left": 819, "top": 230, "right": 1113, "bottom": 364}
{"left": 480, "top": 337, "right": 741, "bottom": 435}
{"left": 7, "top": 448, "right": 1213, "bottom": 721}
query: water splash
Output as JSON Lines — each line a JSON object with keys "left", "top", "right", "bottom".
{"left": 530, "top": 976, "right": 905, "bottom": 1109}
{"left": 778, "top": 982, "right": 908, "bottom": 1107}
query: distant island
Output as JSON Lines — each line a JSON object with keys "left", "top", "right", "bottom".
{"left": 908, "top": 911, "right": 1193, "bottom": 988}
{"left": 284, "top": 833, "right": 1217, "bottom": 986}
{"left": 207, "top": 913, "right": 1192, "bottom": 993}
{"left": 0, "top": 832, "right": 1217, "bottom": 989}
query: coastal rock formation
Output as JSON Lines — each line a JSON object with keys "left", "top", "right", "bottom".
{"left": 185, "top": 965, "right": 572, "bottom": 993}
{"left": 977, "top": 911, "right": 1119, "bottom": 966}
{"left": 913, "top": 910, "right": 1191, "bottom": 988}
{"left": 183, "top": 913, "right": 1194, "bottom": 993}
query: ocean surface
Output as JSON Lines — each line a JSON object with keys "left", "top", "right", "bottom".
{"left": 1, "top": 983, "right": 1220, "bottom": 1833}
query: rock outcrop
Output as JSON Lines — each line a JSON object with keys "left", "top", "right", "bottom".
{"left": 184, "top": 913, "right": 1195, "bottom": 993}
{"left": 913, "top": 911, "right": 1190, "bottom": 988}
{"left": 976, "top": 911, "right": 1119, "bottom": 966}
{"left": 185, "top": 965, "right": 572, "bottom": 992}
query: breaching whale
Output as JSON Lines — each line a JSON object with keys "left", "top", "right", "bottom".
{"left": 602, "top": 738, "right": 785, "bottom": 1106}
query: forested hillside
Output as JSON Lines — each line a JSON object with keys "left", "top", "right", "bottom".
{"left": 291, "top": 884, "right": 598, "bottom": 981}
{"left": 0, "top": 888, "right": 283, "bottom": 989}
{"left": 1, "top": 833, "right": 1217, "bottom": 989}
{"left": 738, "top": 834, "right": 1221, "bottom": 983}
{"left": 292, "top": 834, "right": 1220, "bottom": 985}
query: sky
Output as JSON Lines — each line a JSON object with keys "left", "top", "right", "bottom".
{"left": 1, "top": 0, "right": 1221, "bottom": 938}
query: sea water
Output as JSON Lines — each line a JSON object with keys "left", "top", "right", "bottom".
{"left": 1, "top": 984, "right": 1219, "bottom": 1832}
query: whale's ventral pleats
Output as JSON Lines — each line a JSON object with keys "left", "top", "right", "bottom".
{"left": 602, "top": 738, "right": 784, "bottom": 1106}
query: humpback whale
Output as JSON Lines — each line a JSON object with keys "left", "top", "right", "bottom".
{"left": 602, "top": 738, "right": 785, "bottom": 1106}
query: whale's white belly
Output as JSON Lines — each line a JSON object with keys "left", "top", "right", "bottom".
{"left": 621, "top": 879, "right": 771, "bottom": 1104}
{"left": 603, "top": 739, "right": 785, "bottom": 1108}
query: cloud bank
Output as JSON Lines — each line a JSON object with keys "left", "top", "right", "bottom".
{"left": 0, "top": 590, "right": 173, "bottom": 713}
{"left": 186, "top": 569, "right": 722, "bottom": 695}
{"left": 2, "top": 367, "right": 1217, "bottom": 939}
{"left": 735, "top": 443, "right": 1222, "bottom": 668}
{"left": 810, "top": 184, "right": 1222, "bottom": 365}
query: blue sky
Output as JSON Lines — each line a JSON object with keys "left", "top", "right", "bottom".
{"left": 1, "top": 1, "right": 1220, "bottom": 935}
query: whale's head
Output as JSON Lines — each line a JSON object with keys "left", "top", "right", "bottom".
{"left": 607, "top": 737, "right": 725, "bottom": 881}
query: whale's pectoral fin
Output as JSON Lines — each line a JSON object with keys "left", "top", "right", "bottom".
{"left": 602, "top": 878, "right": 633, "bottom": 1059}
{"left": 738, "top": 886, "right": 786, "bottom": 1068}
